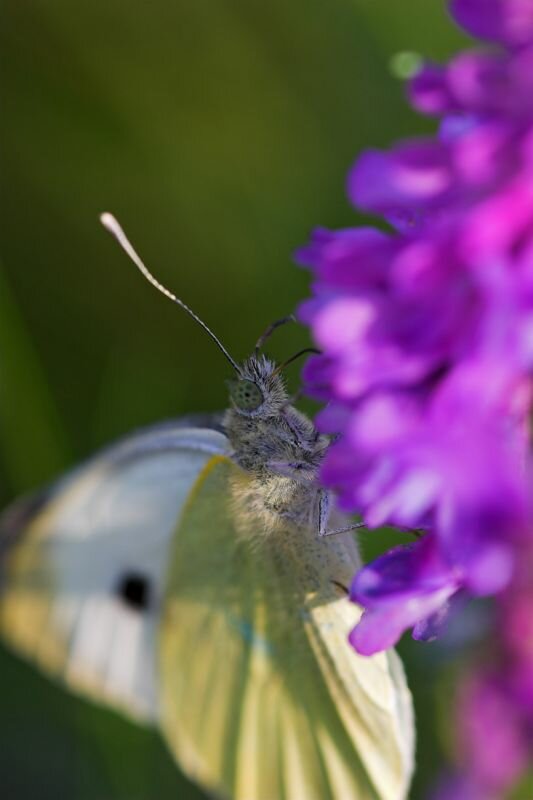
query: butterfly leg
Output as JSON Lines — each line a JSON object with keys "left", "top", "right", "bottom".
{"left": 317, "top": 490, "right": 365, "bottom": 538}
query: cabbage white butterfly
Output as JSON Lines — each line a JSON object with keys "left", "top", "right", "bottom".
{"left": 0, "top": 216, "right": 415, "bottom": 800}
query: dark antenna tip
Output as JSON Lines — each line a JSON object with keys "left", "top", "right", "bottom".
{"left": 100, "top": 213, "right": 241, "bottom": 375}
{"left": 255, "top": 315, "right": 297, "bottom": 355}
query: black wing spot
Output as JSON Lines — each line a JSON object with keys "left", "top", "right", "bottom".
{"left": 116, "top": 572, "right": 151, "bottom": 611}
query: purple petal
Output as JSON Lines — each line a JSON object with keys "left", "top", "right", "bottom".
{"left": 347, "top": 139, "right": 452, "bottom": 220}
{"left": 408, "top": 64, "right": 455, "bottom": 115}
{"left": 450, "top": 0, "right": 533, "bottom": 48}
{"left": 348, "top": 536, "right": 461, "bottom": 654}
{"left": 349, "top": 607, "right": 416, "bottom": 655}
{"left": 295, "top": 226, "right": 396, "bottom": 290}
{"left": 460, "top": 177, "right": 533, "bottom": 261}
{"left": 412, "top": 598, "right": 456, "bottom": 641}
{"left": 450, "top": 120, "right": 514, "bottom": 186}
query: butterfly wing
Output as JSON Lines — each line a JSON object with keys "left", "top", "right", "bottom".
{"left": 159, "top": 456, "right": 414, "bottom": 800}
{"left": 0, "top": 421, "right": 228, "bottom": 723}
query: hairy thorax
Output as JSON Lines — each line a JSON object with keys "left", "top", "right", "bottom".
{"left": 223, "top": 404, "right": 330, "bottom": 543}
{"left": 223, "top": 406, "right": 328, "bottom": 474}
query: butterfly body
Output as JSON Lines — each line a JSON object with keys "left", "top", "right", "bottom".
{"left": 224, "top": 354, "right": 331, "bottom": 539}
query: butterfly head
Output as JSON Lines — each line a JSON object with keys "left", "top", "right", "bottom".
{"left": 227, "top": 355, "right": 288, "bottom": 417}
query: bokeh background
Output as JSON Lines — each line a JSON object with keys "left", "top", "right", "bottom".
{"left": 0, "top": 2, "right": 468, "bottom": 798}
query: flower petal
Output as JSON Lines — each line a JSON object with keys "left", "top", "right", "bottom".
{"left": 450, "top": 0, "right": 533, "bottom": 48}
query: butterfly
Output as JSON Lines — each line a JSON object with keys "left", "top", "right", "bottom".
{"left": 0, "top": 215, "right": 415, "bottom": 800}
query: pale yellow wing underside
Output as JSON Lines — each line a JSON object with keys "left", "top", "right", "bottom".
{"left": 0, "top": 425, "right": 227, "bottom": 723}
{"left": 159, "top": 456, "right": 414, "bottom": 800}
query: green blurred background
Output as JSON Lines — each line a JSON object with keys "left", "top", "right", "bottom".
{"left": 0, "top": 2, "right": 466, "bottom": 798}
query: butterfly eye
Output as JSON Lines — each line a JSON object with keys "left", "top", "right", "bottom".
{"left": 228, "top": 379, "right": 264, "bottom": 411}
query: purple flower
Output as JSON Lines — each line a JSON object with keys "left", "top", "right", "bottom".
{"left": 297, "top": 0, "right": 533, "bottom": 800}
{"left": 450, "top": 0, "right": 533, "bottom": 47}
{"left": 410, "top": 49, "right": 533, "bottom": 119}
{"left": 349, "top": 535, "right": 461, "bottom": 655}
{"left": 347, "top": 139, "right": 454, "bottom": 228}
{"left": 299, "top": 228, "right": 483, "bottom": 402}
{"left": 298, "top": 2, "right": 533, "bottom": 793}
{"left": 299, "top": 0, "right": 533, "bottom": 639}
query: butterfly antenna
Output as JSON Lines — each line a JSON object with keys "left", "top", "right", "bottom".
{"left": 100, "top": 213, "right": 241, "bottom": 375}
{"left": 255, "top": 315, "right": 296, "bottom": 355}
{"left": 272, "top": 347, "right": 321, "bottom": 377}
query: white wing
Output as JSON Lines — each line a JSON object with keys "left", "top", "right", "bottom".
{"left": 0, "top": 421, "right": 229, "bottom": 724}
